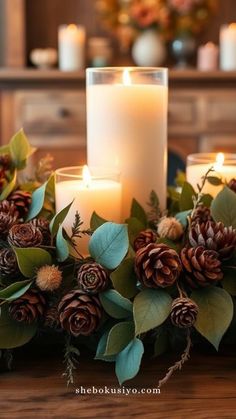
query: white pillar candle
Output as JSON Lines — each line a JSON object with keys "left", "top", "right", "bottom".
{"left": 86, "top": 67, "right": 168, "bottom": 219}
{"left": 197, "top": 42, "right": 219, "bottom": 71}
{"left": 220, "top": 24, "right": 236, "bottom": 71}
{"left": 187, "top": 153, "right": 236, "bottom": 197}
{"left": 58, "top": 24, "right": 85, "bottom": 71}
{"left": 55, "top": 166, "right": 122, "bottom": 255}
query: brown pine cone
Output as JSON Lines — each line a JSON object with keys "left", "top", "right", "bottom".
{"left": 44, "top": 306, "right": 60, "bottom": 329}
{"left": 181, "top": 246, "right": 223, "bottom": 289}
{"left": 134, "top": 230, "right": 157, "bottom": 252}
{"left": 135, "top": 243, "right": 182, "bottom": 288}
{"left": 8, "top": 223, "right": 43, "bottom": 248}
{"left": 0, "top": 248, "right": 20, "bottom": 278}
{"left": 171, "top": 297, "right": 199, "bottom": 328}
{"left": 30, "top": 218, "right": 51, "bottom": 246}
{"left": 58, "top": 290, "right": 103, "bottom": 336}
{"left": 77, "top": 262, "right": 110, "bottom": 294}
{"left": 189, "top": 221, "right": 236, "bottom": 260}
{"left": 191, "top": 204, "right": 212, "bottom": 226}
{"left": 9, "top": 289, "right": 46, "bottom": 324}
{"left": 228, "top": 178, "right": 236, "bottom": 193}
{"left": 8, "top": 190, "right": 32, "bottom": 219}
{"left": 0, "top": 200, "right": 19, "bottom": 217}
{"left": 0, "top": 212, "right": 19, "bottom": 239}
{"left": 0, "top": 154, "right": 11, "bottom": 170}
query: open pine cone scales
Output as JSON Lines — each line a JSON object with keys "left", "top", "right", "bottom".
{"left": 181, "top": 246, "right": 223, "bottom": 288}
{"left": 189, "top": 221, "right": 236, "bottom": 260}
{"left": 9, "top": 289, "right": 46, "bottom": 324}
{"left": 171, "top": 297, "right": 199, "bottom": 328}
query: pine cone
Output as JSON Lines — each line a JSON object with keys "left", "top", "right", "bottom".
{"left": 181, "top": 246, "right": 223, "bottom": 288}
{"left": 134, "top": 230, "right": 157, "bottom": 252}
{"left": 171, "top": 297, "right": 199, "bottom": 328}
{"left": 135, "top": 243, "right": 182, "bottom": 288}
{"left": 8, "top": 190, "right": 32, "bottom": 219}
{"left": 0, "top": 212, "right": 18, "bottom": 239}
{"left": 0, "top": 154, "right": 11, "bottom": 170}
{"left": 9, "top": 289, "right": 46, "bottom": 324}
{"left": 58, "top": 290, "right": 103, "bottom": 336}
{"left": 29, "top": 218, "right": 51, "bottom": 245}
{"left": 191, "top": 204, "right": 212, "bottom": 226}
{"left": 0, "top": 200, "right": 19, "bottom": 217}
{"left": 44, "top": 306, "right": 60, "bottom": 329}
{"left": 8, "top": 223, "right": 43, "bottom": 248}
{"left": 228, "top": 178, "right": 236, "bottom": 193}
{"left": 77, "top": 262, "right": 109, "bottom": 294}
{"left": 0, "top": 248, "right": 20, "bottom": 278}
{"left": 189, "top": 221, "right": 236, "bottom": 260}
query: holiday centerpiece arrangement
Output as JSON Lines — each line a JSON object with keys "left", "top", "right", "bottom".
{"left": 0, "top": 129, "right": 236, "bottom": 388}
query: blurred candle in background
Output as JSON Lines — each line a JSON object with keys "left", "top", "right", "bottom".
{"left": 220, "top": 24, "right": 236, "bottom": 71}
{"left": 197, "top": 42, "right": 219, "bottom": 71}
{"left": 58, "top": 24, "right": 85, "bottom": 71}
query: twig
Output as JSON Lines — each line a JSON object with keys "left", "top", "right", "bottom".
{"left": 62, "top": 335, "right": 80, "bottom": 387}
{"left": 188, "top": 167, "right": 214, "bottom": 227}
{"left": 158, "top": 328, "right": 192, "bottom": 389}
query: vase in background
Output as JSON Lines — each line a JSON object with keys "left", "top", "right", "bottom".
{"left": 171, "top": 34, "right": 197, "bottom": 68}
{"left": 131, "top": 30, "right": 166, "bottom": 66}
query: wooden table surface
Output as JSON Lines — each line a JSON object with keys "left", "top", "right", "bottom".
{"left": 0, "top": 348, "right": 236, "bottom": 419}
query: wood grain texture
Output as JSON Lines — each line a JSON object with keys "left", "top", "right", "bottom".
{"left": 0, "top": 350, "right": 236, "bottom": 418}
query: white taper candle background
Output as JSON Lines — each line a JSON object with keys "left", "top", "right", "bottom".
{"left": 220, "top": 24, "right": 236, "bottom": 71}
{"left": 86, "top": 68, "right": 168, "bottom": 219}
{"left": 58, "top": 24, "right": 85, "bottom": 71}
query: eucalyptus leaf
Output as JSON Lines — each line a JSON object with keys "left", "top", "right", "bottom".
{"left": 9, "top": 129, "right": 36, "bottom": 170}
{"left": 192, "top": 286, "right": 233, "bottom": 350}
{"left": 50, "top": 201, "right": 73, "bottom": 237}
{"left": 201, "top": 194, "right": 213, "bottom": 208}
{"left": 131, "top": 199, "right": 148, "bottom": 227}
{"left": 126, "top": 217, "right": 145, "bottom": 246}
{"left": 175, "top": 210, "right": 191, "bottom": 228}
{"left": 133, "top": 289, "right": 172, "bottom": 335}
{"left": 111, "top": 258, "right": 137, "bottom": 299}
{"left": 115, "top": 338, "right": 144, "bottom": 385}
{"left": 90, "top": 212, "right": 107, "bottom": 231}
{"left": 0, "top": 305, "right": 37, "bottom": 349}
{"left": 0, "top": 170, "right": 17, "bottom": 200}
{"left": 211, "top": 187, "right": 236, "bottom": 228}
{"left": 95, "top": 331, "right": 116, "bottom": 362}
{"left": 206, "top": 176, "right": 223, "bottom": 186}
{"left": 105, "top": 321, "right": 135, "bottom": 356}
{"left": 0, "top": 280, "right": 33, "bottom": 301}
{"left": 99, "top": 289, "right": 133, "bottom": 319}
{"left": 14, "top": 247, "right": 52, "bottom": 277}
{"left": 89, "top": 222, "right": 129, "bottom": 270}
{"left": 26, "top": 173, "right": 55, "bottom": 221}
{"left": 56, "top": 225, "right": 69, "bottom": 262}
{"left": 179, "top": 182, "right": 196, "bottom": 211}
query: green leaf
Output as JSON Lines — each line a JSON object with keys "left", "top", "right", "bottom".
{"left": 175, "top": 170, "right": 186, "bottom": 188}
{"left": 115, "top": 338, "right": 144, "bottom": 385}
{"left": 192, "top": 287, "right": 233, "bottom": 350}
{"left": 50, "top": 201, "right": 73, "bottom": 237}
{"left": 0, "top": 170, "right": 17, "bottom": 200}
{"left": 26, "top": 173, "right": 55, "bottom": 221}
{"left": 222, "top": 270, "right": 236, "bottom": 296}
{"left": 56, "top": 225, "right": 69, "bottom": 262}
{"left": 0, "top": 144, "right": 10, "bottom": 155}
{"left": 201, "top": 194, "right": 213, "bottom": 208}
{"left": 95, "top": 331, "right": 116, "bottom": 362}
{"left": 175, "top": 210, "right": 191, "bottom": 228}
{"left": 126, "top": 217, "right": 145, "bottom": 246}
{"left": 133, "top": 289, "right": 172, "bottom": 335}
{"left": 206, "top": 176, "right": 223, "bottom": 186}
{"left": 111, "top": 258, "right": 137, "bottom": 299}
{"left": 0, "top": 305, "right": 37, "bottom": 349}
{"left": 9, "top": 129, "right": 36, "bottom": 170}
{"left": 89, "top": 222, "right": 129, "bottom": 270}
{"left": 153, "top": 326, "right": 168, "bottom": 357}
{"left": 105, "top": 321, "right": 135, "bottom": 356}
{"left": 211, "top": 187, "right": 236, "bottom": 228}
{"left": 0, "top": 280, "right": 32, "bottom": 301}
{"left": 99, "top": 289, "right": 133, "bottom": 319}
{"left": 179, "top": 182, "right": 196, "bottom": 211}
{"left": 90, "top": 212, "right": 108, "bottom": 231}
{"left": 14, "top": 247, "right": 52, "bottom": 277}
{"left": 131, "top": 199, "right": 147, "bottom": 227}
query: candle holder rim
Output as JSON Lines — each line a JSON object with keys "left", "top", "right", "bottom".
{"left": 55, "top": 166, "right": 121, "bottom": 180}
{"left": 187, "top": 153, "right": 236, "bottom": 165}
{"left": 86, "top": 66, "right": 168, "bottom": 73}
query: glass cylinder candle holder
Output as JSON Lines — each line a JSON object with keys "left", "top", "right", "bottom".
{"left": 55, "top": 166, "right": 122, "bottom": 255}
{"left": 186, "top": 153, "right": 236, "bottom": 197}
{"left": 86, "top": 67, "right": 168, "bottom": 219}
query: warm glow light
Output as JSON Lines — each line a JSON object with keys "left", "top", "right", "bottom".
{"left": 229, "top": 23, "right": 236, "bottom": 30}
{"left": 123, "top": 69, "right": 131, "bottom": 86}
{"left": 214, "top": 152, "right": 225, "bottom": 171}
{"left": 83, "top": 165, "right": 91, "bottom": 188}
{"left": 68, "top": 24, "right": 77, "bottom": 32}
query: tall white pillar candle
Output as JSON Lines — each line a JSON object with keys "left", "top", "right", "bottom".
{"left": 197, "top": 42, "right": 219, "bottom": 71}
{"left": 86, "top": 67, "right": 168, "bottom": 219}
{"left": 220, "top": 24, "right": 236, "bottom": 71}
{"left": 55, "top": 166, "right": 122, "bottom": 255}
{"left": 58, "top": 24, "right": 85, "bottom": 71}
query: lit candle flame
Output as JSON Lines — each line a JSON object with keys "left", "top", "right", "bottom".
{"left": 214, "top": 152, "right": 225, "bottom": 171}
{"left": 123, "top": 69, "right": 131, "bottom": 86}
{"left": 83, "top": 165, "right": 91, "bottom": 188}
